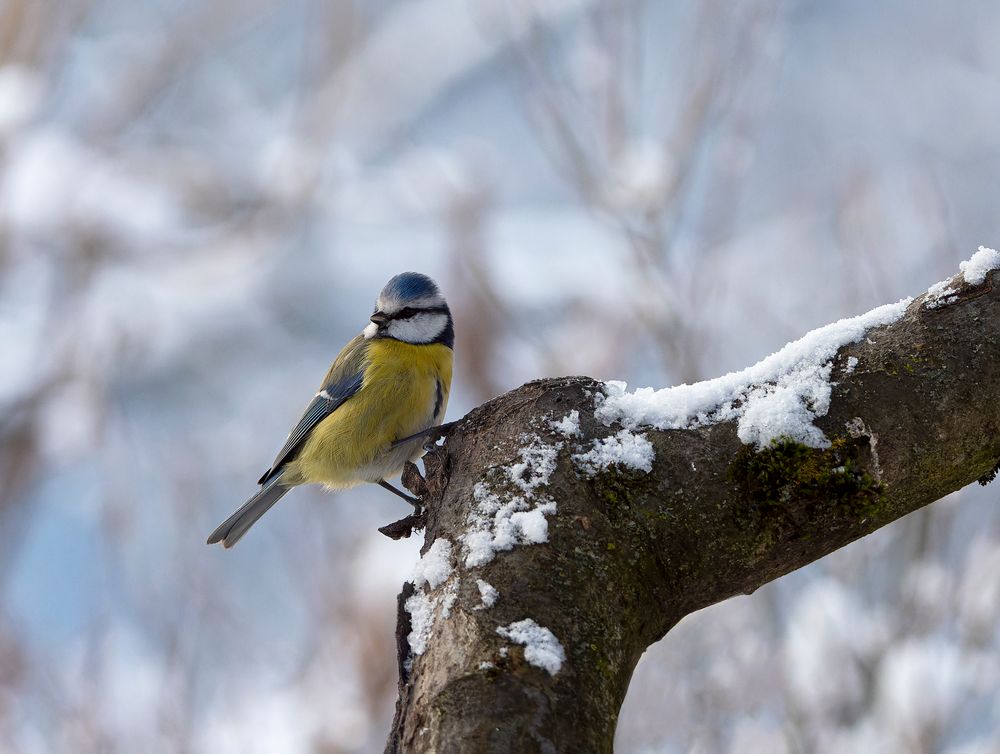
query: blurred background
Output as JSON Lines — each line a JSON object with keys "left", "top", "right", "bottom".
{"left": 1, "top": 0, "right": 999, "bottom": 751}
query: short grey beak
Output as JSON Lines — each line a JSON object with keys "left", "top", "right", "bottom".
{"left": 370, "top": 311, "right": 390, "bottom": 326}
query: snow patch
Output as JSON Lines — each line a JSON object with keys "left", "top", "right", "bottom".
{"left": 440, "top": 581, "right": 459, "bottom": 619}
{"left": 924, "top": 280, "right": 959, "bottom": 309}
{"left": 506, "top": 439, "right": 560, "bottom": 497}
{"left": 960, "top": 245, "right": 1000, "bottom": 286}
{"left": 404, "top": 538, "right": 457, "bottom": 659}
{"left": 573, "top": 429, "right": 654, "bottom": 475}
{"left": 404, "top": 591, "right": 438, "bottom": 658}
{"left": 925, "top": 246, "right": 999, "bottom": 309}
{"left": 549, "top": 409, "right": 581, "bottom": 437}
{"left": 496, "top": 619, "right": 566, "bottom": 675}
{"left": 462, "top": 436, "right": 560, "bottom": 568}
{"left": 475, "top": 579, "right": 499, "bottom": 609}
{"left": 595, "top": 298, "right": 911, "bottom": 448}
{"left": 412, "top": 538, "right": 453, "bottom": 589}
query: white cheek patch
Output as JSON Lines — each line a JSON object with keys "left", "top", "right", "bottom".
{"left": 387, "top": 312, "right": 447, "bottom": 344}
{"left": 363, "top": 321, "right": 379, "bottom": 339}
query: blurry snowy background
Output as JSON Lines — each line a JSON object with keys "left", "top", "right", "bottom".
{"left": 1, "top": 0, "right": 999, "bottom": 751}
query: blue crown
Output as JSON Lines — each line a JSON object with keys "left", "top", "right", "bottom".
{"left": 381, "top": 272, "right": 440, "bottom": 302}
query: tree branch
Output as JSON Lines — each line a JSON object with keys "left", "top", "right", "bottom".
{"left": 386, "top": 261, "right": 999, "bottom": 753}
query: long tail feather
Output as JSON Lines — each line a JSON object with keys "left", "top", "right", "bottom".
{"left": 207, "top": 476, "right": 291, "bottom": 548}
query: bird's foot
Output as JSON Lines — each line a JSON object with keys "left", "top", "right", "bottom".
{"left": 390, "top": 420, "right": 459, "bottom": 452}
{"left": 377, "top": 460, "right": 438, "bottom": 540}
{"left": 378, "top": 478, "right": 423, "bottom": 509}
{"left": 419, "top": 420, "right": 457, "bottom": 451}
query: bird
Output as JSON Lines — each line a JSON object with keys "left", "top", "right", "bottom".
{"left": 207, "top": 272, "right": 454, "bottom": 548}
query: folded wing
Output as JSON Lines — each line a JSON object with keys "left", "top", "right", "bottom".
{"left": 257, "top": 370, "right": 364, "bottom": 485}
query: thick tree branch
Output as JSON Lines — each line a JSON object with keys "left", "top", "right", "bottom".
{"left": 386, "top": 262, "right": 1000, "bottom": 753}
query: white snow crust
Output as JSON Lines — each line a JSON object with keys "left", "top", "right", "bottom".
{"left": 549, "top": 410, "right": 581, "bottom": 437}
{"left": 404, "top": 538, "right": 456, "bottom": 659}
{"left": 411, "top": 538, "right": 453, "bottom": 589}
{"left": 595, "top": 299, "right": 912, "bottom": 448}
{"left": 496, "top": 619, "right": 566, "bottom": 675}
{"left": 573, "top": 429, "right": 654, "bottom": 475}
{"left": 924, "top": 280, "right": 959, "bottom": 309}
{"left": 925, "top": 245, "right": 999, "bottom": 309}
{"left": 462, "top": 436, "right": 559, "bottom": 568}
{"left": 475, "top": 579, "right": 499, "bottom": 609}
{"left": 960, "top": 245, "right": 1000, "bottom": 285}
{"left": 439, "top": 582, "right": 458, "bottom": 619}
{"left": 404, "top": 592, "right": 437, "bottom": 658}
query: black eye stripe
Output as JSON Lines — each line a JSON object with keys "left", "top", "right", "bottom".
{"left": 387, "top": 305, "right": 450, "bottom": 321}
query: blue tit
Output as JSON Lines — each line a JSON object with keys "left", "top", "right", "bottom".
{"left": 207, "top": 272, "right": 454, "bottom": 548}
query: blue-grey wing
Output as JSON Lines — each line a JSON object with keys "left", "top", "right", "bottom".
{"left": 257, "top": 371, "right": 364, "bottom": 485}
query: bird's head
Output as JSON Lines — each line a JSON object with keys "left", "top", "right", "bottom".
{"left": 365, "top": 272, "right": 453, "bottom": 347}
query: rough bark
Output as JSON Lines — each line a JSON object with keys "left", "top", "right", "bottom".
{"left": 385, "top": 267, "right": 1000, "bottom": 753}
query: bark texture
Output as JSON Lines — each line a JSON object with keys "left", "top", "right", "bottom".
{"left": 386, "top": 268, "right": 1000, "bottom": 753}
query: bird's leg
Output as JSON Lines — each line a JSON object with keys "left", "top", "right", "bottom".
{"left": 377, "top": 468, "right": 433, "bottom": 539}
{"left": 378, "top": 479, "right": 422, "bottom": 511}
{"left": 390, "top": 420, "right": 459, "bottom": 451}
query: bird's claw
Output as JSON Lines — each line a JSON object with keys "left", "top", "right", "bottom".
{"left": 423, "top": 420, "right": 458, "bottom": 449}
{"left": 390, "top": 420, "right": 459, "bottom": 451}
{"left": 377, "top": 463, "right": 429, "bottom": 538}
{"left": 378, "top": 451, "right": 444, "bottom": 539}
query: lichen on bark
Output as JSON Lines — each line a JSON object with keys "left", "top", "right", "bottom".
{"left": 727, "top": 436, "right": 887, "bottom": 541}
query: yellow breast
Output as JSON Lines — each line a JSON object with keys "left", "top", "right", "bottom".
{"left": 287, "top": 340, "right": 453, "bottom": 488}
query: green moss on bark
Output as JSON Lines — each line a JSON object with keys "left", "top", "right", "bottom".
{"left": 727, "top": 437, "right": 886, "bottom": 549}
